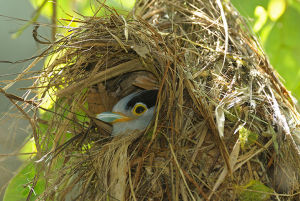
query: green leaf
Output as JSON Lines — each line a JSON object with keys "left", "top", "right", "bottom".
{"left": 19, "top": 138, "right": 37, "bottom": 161}
{"left": 238, "top": 126, "right": 258, "bottom": 150}
{"left": 30, "top": 0, "right": 52, "bottom": 19}
{"left": 3, "top": 162, "right": 45, "bottom": 201}
{"left": 105, "top": 0, "right": 136, "bottom": 13}
{"left": 259, "top": 21, "right": 275, "bottom": 45}
{"left": 289, "top": 0, "right": 300, "bottom": 14}
{"left": 264, "top": 6, "right": 300, "bottom": 99}
{"left": 237, "top": 180, "right": 274, "bottom": 201}
{"left": 231, "top": 0, "right": 269, "bottom": 25}
{"left": 268, "top": 0, "right": 287, "bottom": 21}
{"left": 253, "top": 6, "right": 268, "bottom": 32}
{"left": 29, "top": 0, "right": 136, "bottom": 20}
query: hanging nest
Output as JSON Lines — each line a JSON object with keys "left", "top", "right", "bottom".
{"left": 7, "top": 0, "right": 300, "bottom": 200}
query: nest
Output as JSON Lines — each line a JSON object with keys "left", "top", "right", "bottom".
{"left": 7, "top": 0, "right": 300, "bottom": 200}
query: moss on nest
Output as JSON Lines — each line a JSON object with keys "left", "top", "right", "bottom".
{"left": 7, "top": 0, "right": 300, "bottom": 200}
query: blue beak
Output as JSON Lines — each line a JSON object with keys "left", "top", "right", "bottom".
{"left": 96, "top": 112, "right": 131, "bottom": 123}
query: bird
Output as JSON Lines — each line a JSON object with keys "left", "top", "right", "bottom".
{"left": 96, "top": 90, "right": 158, "bottom": 136}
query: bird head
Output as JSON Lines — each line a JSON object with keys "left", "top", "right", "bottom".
{"left": 96, "top": 90, "right": 158, "bottom": 136}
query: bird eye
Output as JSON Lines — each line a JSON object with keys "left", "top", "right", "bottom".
{"left": 132, "top": 103, "right": 147, "bottom": 115}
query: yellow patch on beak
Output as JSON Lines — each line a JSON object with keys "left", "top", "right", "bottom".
{"left": 111, "top": 112, "right": 132, "bottom": 123}
{"left": 97, "top": 112, "right": 131, "bottom": 124}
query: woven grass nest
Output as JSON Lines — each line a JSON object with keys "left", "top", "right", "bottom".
{"left": 17, "top": 0, "right": 300, "bottom": 200}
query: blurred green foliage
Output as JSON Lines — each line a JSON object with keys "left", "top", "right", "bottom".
{"left": 13, "top": 0, "right": 135, "bottom": 38}
{"left": 3, "top": 162, "right": 45, "bottom": 201}
{"left": 231, "top": 0, "right": 300, "bottom": 100}
{"left": 30, "top": 0, "right": 135, "bottom": 20}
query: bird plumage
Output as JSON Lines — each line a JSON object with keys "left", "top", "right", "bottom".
{"left": 97, "top": 90, "right": 158, "bottom": 136}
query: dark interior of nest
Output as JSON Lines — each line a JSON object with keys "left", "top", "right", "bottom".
{"left": 33, "top": 0, "right": 300, "bottom": 201}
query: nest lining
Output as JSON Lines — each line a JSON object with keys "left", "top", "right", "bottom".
{"left": 10, "top": 0, "right": 300, "bottom": 200}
